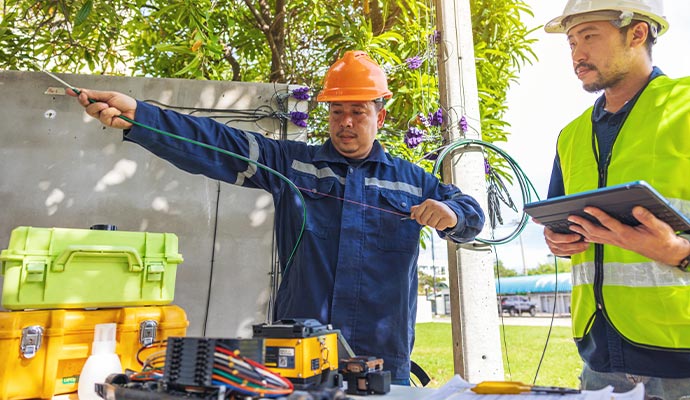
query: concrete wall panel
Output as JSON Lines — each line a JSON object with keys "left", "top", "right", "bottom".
{"left": 0, "top": 70, "right": 302, "bottom": 337}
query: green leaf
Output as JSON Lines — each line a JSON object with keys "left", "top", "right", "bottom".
{"left": 174, "top": 56, "right": 201, "bottom": 76}
{"left": 75, "top": 0, "right": 94, "bottom": 26}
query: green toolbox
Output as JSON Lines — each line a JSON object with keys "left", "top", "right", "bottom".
{"left": 0, "top": 226, "right": 184, "bottom": 310}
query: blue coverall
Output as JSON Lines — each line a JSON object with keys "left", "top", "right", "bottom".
{"left": 124, "top": 101, "right": 485, "bottom": 381}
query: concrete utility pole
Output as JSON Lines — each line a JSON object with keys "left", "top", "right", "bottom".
{"left": 435, "top": 0, "right": 504, "bottom": 381}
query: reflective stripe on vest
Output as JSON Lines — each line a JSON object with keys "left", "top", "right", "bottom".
{"left": 573, "top": 262, "right": 690, "bottom": 287}
{"left": 558, "top": 75, "right": 690, "bottom": 349}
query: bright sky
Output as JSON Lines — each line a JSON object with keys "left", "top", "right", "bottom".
{"left": 420, "top": 1, "right": 690, "bottom": 272}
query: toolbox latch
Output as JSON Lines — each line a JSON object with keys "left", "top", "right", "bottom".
{"left": 25, "top": 262, "right": 46, "bottom": 282}
{"left": 146, "top": 262, "right": 165, "bottom": 281}
{"left": 140, "top": 320, "right": 158, "bottom": 347}
{"left": 21, "top": 326, "right": 44, "bottom": 359}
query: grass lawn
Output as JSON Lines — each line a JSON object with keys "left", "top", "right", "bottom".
{"left": 412, "top": 322, "right": 582, "bottom": 388}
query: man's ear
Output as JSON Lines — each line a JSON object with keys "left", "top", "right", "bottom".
{"left": 630, "top": 21, "right": 648, "bottom": 47}
{"left": 377, "top": 108, "right": 386, "bottom": 128}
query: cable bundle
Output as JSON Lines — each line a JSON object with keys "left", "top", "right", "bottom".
{"left": 211, "top": 343, "right": 293, "bottom": 398}
{"left": 163, "top": 337, "right": 292, "bottom": 399}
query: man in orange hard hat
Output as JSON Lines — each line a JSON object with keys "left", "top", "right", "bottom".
{"left": 540, "top": 0, "right": 690, "bottom": 396}
{"left": 69, "top": 50, "right": 485, "bottom": 385}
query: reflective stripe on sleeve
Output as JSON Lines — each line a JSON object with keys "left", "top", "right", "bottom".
{"left": 234, "top": 132, "right": 260, "bottom": 185}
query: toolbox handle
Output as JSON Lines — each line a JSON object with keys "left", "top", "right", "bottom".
{"left": 53, "top": 245, "right": 144, "bottom": 272}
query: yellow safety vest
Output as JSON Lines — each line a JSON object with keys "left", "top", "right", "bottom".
{"left": 558, "top": 74, "right": 690, "bottom": 350}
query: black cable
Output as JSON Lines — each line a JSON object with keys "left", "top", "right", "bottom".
{"left": 494, "top": 248, "right": 512, "bottom": 380}
{"left": 202, "top": 181, "right": 222, "bottom": 337}
{"left": 532, "top": 257, "right": 560, "bottom": 385}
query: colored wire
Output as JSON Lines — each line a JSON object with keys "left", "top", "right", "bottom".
{"left": 210, "top": 345, "right": 293, "bottom": 398}
{"left": 214, "top": 346, "right": 286, "bottom": 387}
{"left": 129, "top": 369, "right": 165, "bottom": 382}
{"left": 136, "top": 339, "right": 167, "bottom": 367}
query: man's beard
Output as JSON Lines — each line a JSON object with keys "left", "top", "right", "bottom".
{"left": 577, "top": 62, "right": 627, "bottom": 93}
{"left": 583, "top": 73, "right": 627, "bottom": 93}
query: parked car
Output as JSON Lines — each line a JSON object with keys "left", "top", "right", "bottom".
{"left": 499, "top": 295, "right": 538, "bottom": 317}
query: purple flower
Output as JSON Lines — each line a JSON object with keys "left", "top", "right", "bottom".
{"left": 404, "top": 127, "right": 425, "bottom": 149}
{"left": 428, "top": 108, "right": 443, "bottom": 127}
{"left": 417, "top": 112, "right": 430, "bottom": 128}
{"left": 405, "top": 56, "right": 423, "bottom": 70}
{"left": 484, "top": 158, "right": 491, "bottom": 175}
{"left": 428, "top": 30, "right": 441, "bottom": 45}
{"left": 289, "top": 111, "right": 308, "bottom": 127}
{"left": 291, "top": 87, "right": 310, "bottom": 101}
{"left": 434, "top": 108, "right": 443, "bottom": 126}
{"left": 459, "top": 115, "right": 468, "bottom": 133}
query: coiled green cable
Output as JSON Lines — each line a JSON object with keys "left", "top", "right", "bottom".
{"left": 432, "top": 138, "right": 541, "bottom": 245}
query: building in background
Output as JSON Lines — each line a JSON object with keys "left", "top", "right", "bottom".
{"left": 424, "top": 273, "right": 572, "bottom": 316}
{"left": 496, "top": 274, "right": 572, "bottom": 315}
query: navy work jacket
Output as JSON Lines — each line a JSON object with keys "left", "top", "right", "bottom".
{"left": 124, "top": 101, "right": 485, "bottom": 381}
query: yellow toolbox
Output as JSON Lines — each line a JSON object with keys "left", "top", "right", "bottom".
{"left": 0, "top": 226, "right": 183, "bottom": 310}
{"left": 0, "top": 305, "right": 188, "bottom": 400}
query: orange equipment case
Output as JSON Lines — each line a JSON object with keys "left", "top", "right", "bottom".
{"left": 0, "top": 305, "right": 188, "bottom": 400}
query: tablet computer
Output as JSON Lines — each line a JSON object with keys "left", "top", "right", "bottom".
{"left": 524, "top": 181, "right": 690, "bottom": 234}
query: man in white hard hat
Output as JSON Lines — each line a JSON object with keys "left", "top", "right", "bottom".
{"left": 541, "top": 0, "right": 690, "bottom": 397}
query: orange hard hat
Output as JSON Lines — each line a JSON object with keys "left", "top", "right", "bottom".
{"left": 317, "top": 50, "right": 393, "bottom": 102}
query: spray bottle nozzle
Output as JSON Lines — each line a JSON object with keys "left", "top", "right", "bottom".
{"left": 91, "top": 323, "right": 117, "bottom": 355}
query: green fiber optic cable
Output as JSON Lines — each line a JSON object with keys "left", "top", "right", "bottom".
{"left": 432, "top": 138, "right": 540, "bottom": 245}
{"left": 73, "top": 87, "right": 306, "bottom": 277}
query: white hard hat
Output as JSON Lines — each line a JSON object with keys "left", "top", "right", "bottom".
{"left": 545, "top": 0, "right": 668, "bottom": 37}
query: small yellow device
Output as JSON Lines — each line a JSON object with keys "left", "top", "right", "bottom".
{"left": 252, "top": 319, "right": 339, "bottom": 387}
{"left": 472, "top": 381, "right": 581, "bottom": 395}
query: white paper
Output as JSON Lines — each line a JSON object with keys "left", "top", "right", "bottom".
{"left": 421, "top": 375, "right": 474, "bottom": 400}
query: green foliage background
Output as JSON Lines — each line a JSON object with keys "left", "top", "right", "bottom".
{"left": 1, "top": 0, "right": 538, "bottom": 169}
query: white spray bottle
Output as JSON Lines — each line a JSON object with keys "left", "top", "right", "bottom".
{"left": 78, "top": 323, "right": 123, "bottom": 400}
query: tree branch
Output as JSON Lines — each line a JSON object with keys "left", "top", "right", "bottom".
{"left": 223, "top": 44, "right": 242, "bottom": 81}
{"left": 370, "top": 1, "right": 402, "bottom": 35}
{"left": 242, "top": 0, "right": 269, "bottom": 32}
